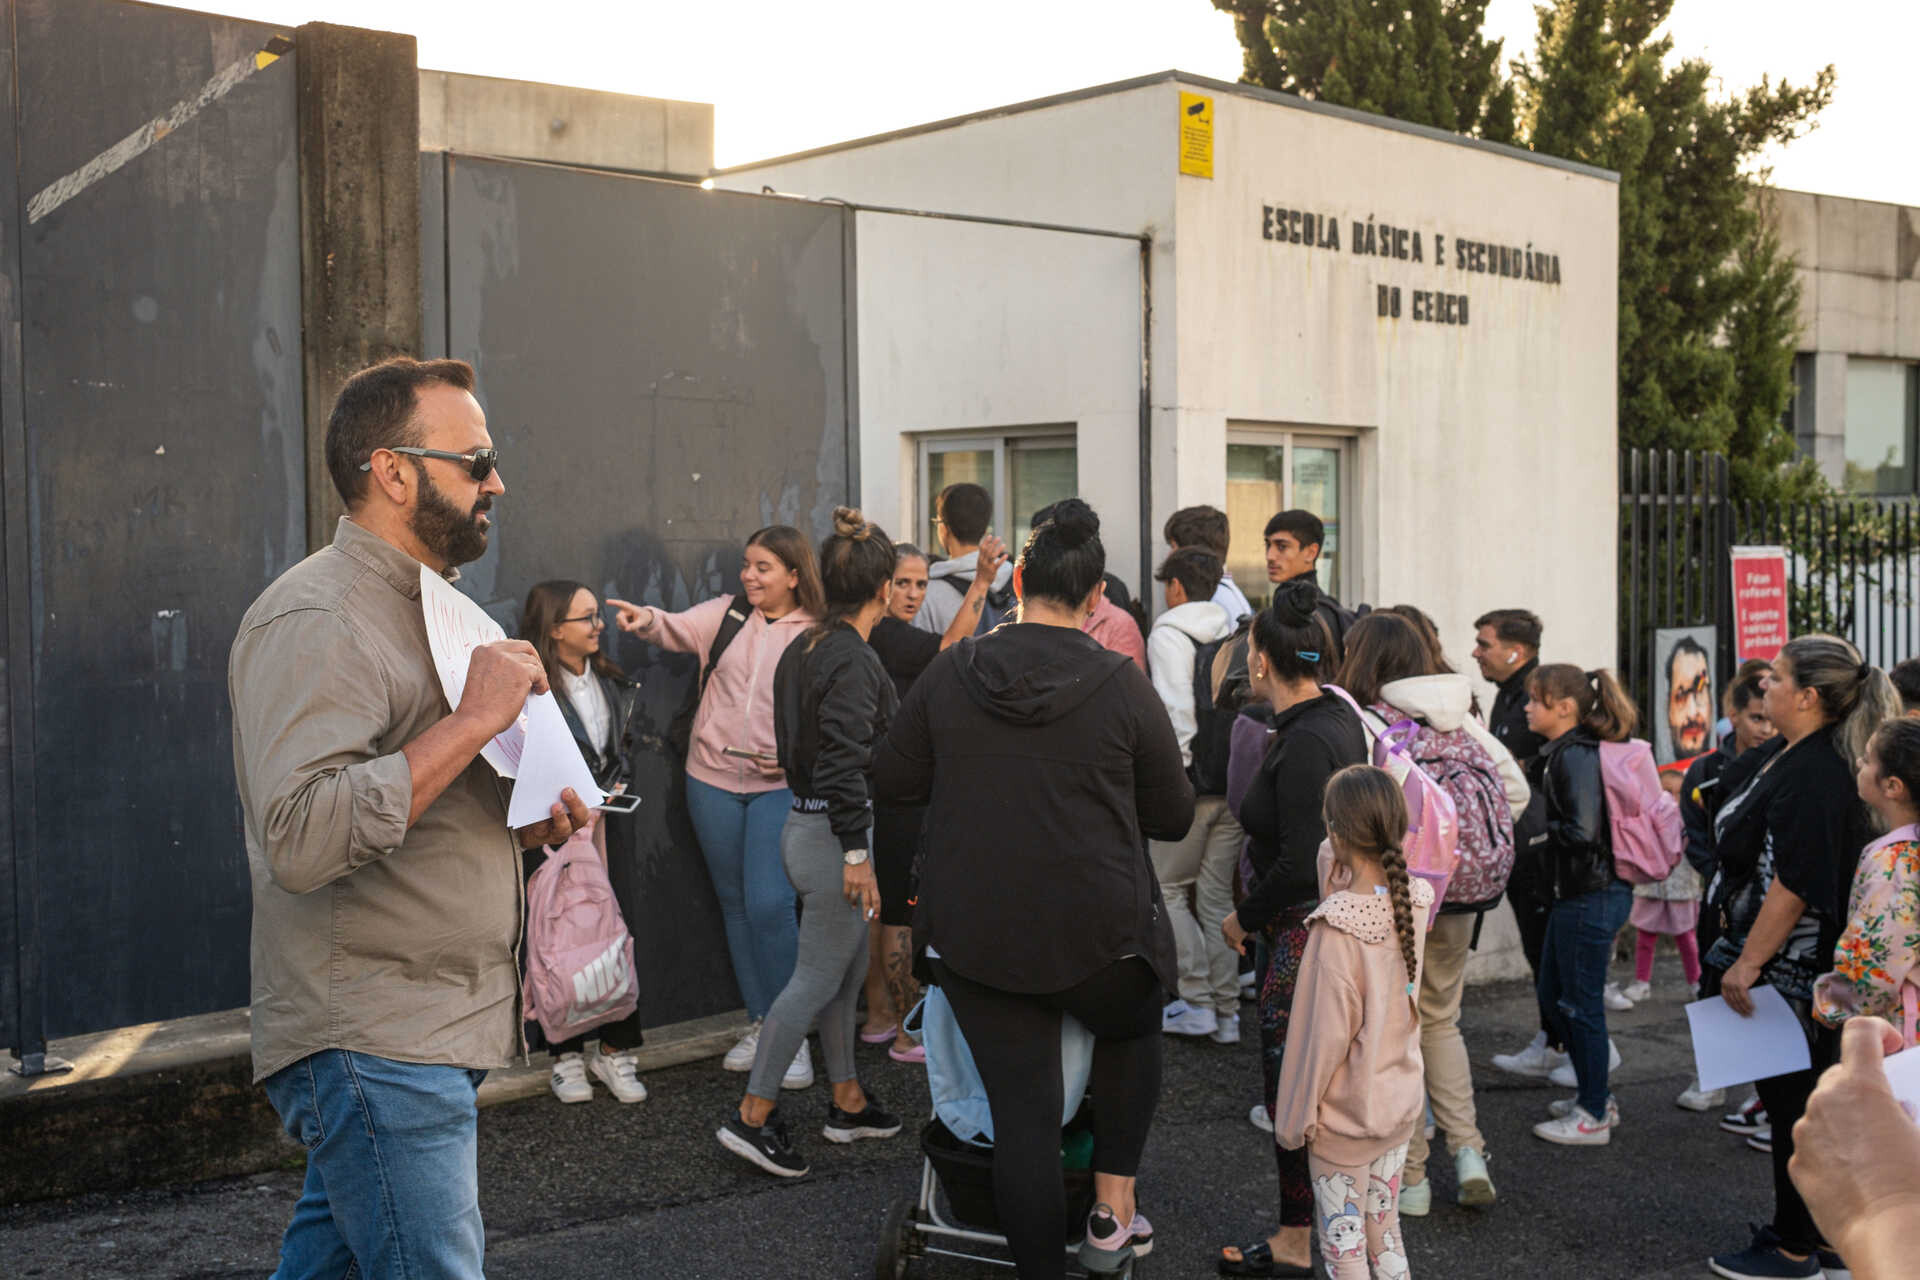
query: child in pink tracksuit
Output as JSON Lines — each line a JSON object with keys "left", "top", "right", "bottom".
{"left": 1275, "top": 764, "right": 1430, "bottom": 1280}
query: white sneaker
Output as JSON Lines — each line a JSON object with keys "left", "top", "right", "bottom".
{"left": 1623, "top": 979, "right": 1652, "bottom": 1003}
{"left": 1248, "top": 1103, "right": 1273, "bottom": 1133}
{"left": 1603, "top": 982, "right": 1635, "bottom": 1012}
{"left": 1163, "top": 1003, "right": 1219, "bottom": 1037}
{"left": 1549, "top": 1094, "right": 1621, "bottom": 1126}
{"left": 781, "top": 1040, "right": 815, "bottom": 1090}
{"left": 1490, "top": 1030, "right": 1569, "bottom": 1081}
{"left": 549, "top": 1052, "right": 592, "bottom": 1104}
{"left": 1454, "top": 1147, "right": 1496, "bottom": 1207}
{"left": 1239, "top": 970, "right": 1257, "bottom": 1000}
{"left": 1210, "top": 1013, "right": 1241, "bottom": 1045}
{"left": 588, "top": 1049, "right": 649, "bottom": 1103}
{"left": 723, "top": 1021, "right": 761, "bottom": 1073}
{"left": 1676, "top": 1079, "right": 1725, "bottom": 1112}
{"left": 1547, "top": 1039, "right": 1622, "bottom": 1088}
{"left": 1532, "top": 1104, "right": 1614, "bottom": 1146}
{"left": 1398, "top": 1177, "right": 1431, "bottom": 1217}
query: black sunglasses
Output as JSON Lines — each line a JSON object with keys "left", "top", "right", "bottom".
{"left": 360, "top": 446, "right": 500, "bottom": 481}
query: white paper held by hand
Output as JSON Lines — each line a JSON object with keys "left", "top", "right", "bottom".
{"left": 1685, "top": 985, "right": 1813, "bottom": 1092}
{"left": 419, "top": 566, "right": 523, "bottom": 777}
{"left": 505, "top": 691, "right": 605, "bottom": 829}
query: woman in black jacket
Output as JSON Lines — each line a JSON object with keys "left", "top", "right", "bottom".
{"left": 1215, "top": 580, "right": 1362, "bottom": 1279}
{"left": 518, "top": 580, "right": 648, "bottom": 1104}
{"left": 873, "top": 499, "right": 1194, "bottom": 1280}
{"left": 718, "top": 509, "right": 904, "bottom": 1180}
{"left": 1523, "top": 664, "right": 1638, "bottom": 1147}
{"left": 1704, "top": 636, "right": 1896, "bottom": 1280}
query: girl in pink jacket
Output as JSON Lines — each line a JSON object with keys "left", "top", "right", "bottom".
{"left": 1275, "top": 764, "right": 1431, "bottom": 1280}
{"left": 610, "top": 527, "right": 822, "bottom": 1083}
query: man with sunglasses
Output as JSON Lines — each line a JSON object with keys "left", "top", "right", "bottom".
{"left": 229, "top": 356, "right": 589, "bottom": 1280}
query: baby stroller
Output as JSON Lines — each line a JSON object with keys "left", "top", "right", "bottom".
{"left": 871, "top": 987, "right": 1138, "bottom": 1279}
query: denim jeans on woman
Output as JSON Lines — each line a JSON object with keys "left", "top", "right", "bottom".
{"left": 262, "top": 1049, "right": 487, "bottom": 1280}
{"left": 684, "top": 775, "right": 798, "bottom": 1021}
{"left": 1538, "top": 879, "right": 1632, "bottom": 1118}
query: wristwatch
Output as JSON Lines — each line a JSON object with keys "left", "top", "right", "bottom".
{"left": 844, "top": 848, "right": 870, "bottom": 866}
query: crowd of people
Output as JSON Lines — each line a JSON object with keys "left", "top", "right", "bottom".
{"left": 230, "top": 356, "right": 1920, "bottom": 1280}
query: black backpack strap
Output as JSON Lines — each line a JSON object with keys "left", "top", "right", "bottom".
{"left": 698, "top": 594, "right": 753, "bottom": 698}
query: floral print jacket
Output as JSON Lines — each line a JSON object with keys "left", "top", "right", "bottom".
{"left": 1814, "top": 826, "right": 1920, "bottom": 1029}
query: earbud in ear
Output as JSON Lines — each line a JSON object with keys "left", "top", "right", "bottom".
{"left": 1507, "top": 651, "right": 1518, "bottom": 664}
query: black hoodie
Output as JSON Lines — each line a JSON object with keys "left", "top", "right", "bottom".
{"left": 872, "top": 622, "right": 1194, "bottom": 994}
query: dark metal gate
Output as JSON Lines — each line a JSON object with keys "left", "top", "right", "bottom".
{"left": 2, "top": 0, "right": 304, "bottom": 1060}
{"left": 1618, "top": 449, "right": 1731, "bottom": 725}
{"left": 424, "top": 154, "right": 857, "bottom": 1026}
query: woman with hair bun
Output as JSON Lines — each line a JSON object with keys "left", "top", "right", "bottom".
{"left": 717, "top": 509, "right": 904, "bottom": 1179}
{"left": 1704, "top": 636, "right": 1894, "bottom": 1280}
{"left": 1217, "top": 578, "right": 1366, "bottom": 1279}
{"left": 874, "top": 498, "right": 1195, "bottom": 1279}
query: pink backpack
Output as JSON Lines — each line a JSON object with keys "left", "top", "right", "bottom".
{"left": 521, "top": 829, "right": 639, "bottom": 1044}
{"left": 1365, "top": 706, "right": 1516, "bottom": 912}
{"left": 1326, "top": 686, "right": 1459, "bottom": 925}
{"left": 1596, "top": 739, "right": 1683, "bottom": 886}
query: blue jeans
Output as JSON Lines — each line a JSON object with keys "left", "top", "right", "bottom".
{"left": 1538, "top": 880, "right": 1632, "bottom": 1117}
{"left": 684, "top": 775, "right": 798, "bottom": 1020}
{"left": 262, "top": 1050, "right": 487, "bottom": 1280}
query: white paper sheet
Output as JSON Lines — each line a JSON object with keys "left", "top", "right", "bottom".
{"left": 1881, "top": 1044, "right": 1920, "bottom": 1123}
{"left": 1686, "top": 985, "right": 1813, "bottom": 1092}
{"left": 505, "top": 690, "right": 604, "bottom": 829}
{"left": 418, "top": 566, "right": 603, "bottom": 826}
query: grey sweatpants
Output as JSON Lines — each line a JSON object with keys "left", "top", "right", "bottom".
{"left": 747, "top": 810, "right": 871, "bottom": 1100}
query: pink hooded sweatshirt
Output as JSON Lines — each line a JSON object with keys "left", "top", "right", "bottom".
{"left": 631, "top": 596, "right": 816, "bottom": 794}
{"left": 1083, "top": 596, "right": 1146, "bottom": 672}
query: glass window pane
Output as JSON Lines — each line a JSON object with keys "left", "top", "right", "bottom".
{"left": 1226, "top": 443, "right": 1286, "bottom": 610}
{"left": 1007, "top": 443, "right": 1077, "bottom": 550}
{"left": 927, "top": 448, "right": 995, "bottom": 546}
{"left": 1845, "top": 358, "right": 1917, "bottom": 495}
{"left": 1293, "top": 446, "right": 1341, "bottom": 599}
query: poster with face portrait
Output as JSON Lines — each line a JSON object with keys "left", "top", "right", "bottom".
{"left": 1652, "top": 626, "right": 1717, "bottom": 765}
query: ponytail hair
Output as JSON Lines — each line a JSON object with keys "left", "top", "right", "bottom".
{"left": 1527, "top": 663, "right": 1638, "bottom": 743}
{"left": 1778, "top": 634, "right": 1902, "bottom": 772}
{"left": 1322, "top": 764, "right": 1420, "bottom": 1010}
{"left": 807, "top": 507, "right": 894, "bottom": 650}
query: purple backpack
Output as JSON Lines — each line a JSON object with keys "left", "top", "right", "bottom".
{"left": 521, "top": 828, "right": 639, "bottom": 1045}
{"left": 1325, "top": 686, "right": 1459, "bottom": 925}
{"left": 1367, "top": 707, "right": 1516, "bottom": 912}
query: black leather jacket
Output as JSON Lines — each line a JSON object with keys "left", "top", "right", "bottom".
{"left": 1528, "top": 728, "right": 1617, "bottom": 899}
{"left": 554, "top": 667, "right": 640, "bottom": 790}
{"left": 774, "top": 623, "right": 898, "bottom": 852}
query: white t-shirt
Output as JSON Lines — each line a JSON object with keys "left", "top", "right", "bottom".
{"left": 559, "top": 665, "right": 612, "bottom": 757}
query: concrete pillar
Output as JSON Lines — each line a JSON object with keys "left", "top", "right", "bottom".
{"left": 295, "top": 23, "right": 422, "bottom": 552}
{"left": 1806, "top": 350, "right": 1849, "bottom": 487}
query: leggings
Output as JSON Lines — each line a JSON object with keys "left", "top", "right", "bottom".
{"left": 684, "top": 776, "right": 798, "bottom": 1021}
{"left": 1309, "top": 1139, "right": 1412, "bottom": 1280}
{"left": 747, "top": 811, "right": 869, "bottom": 1099}
{"left": 1257, "top": 906, "right": 1315, "bottom": 1229}
{"left": 932, "top": 956, "right": 1164, "bottom": 1280}
{"left": 1754, "top": 1019, "right": 1838, "bottom": 1255}
{"left": 1633, "top": 927, "right": 1702, "bottom": 986}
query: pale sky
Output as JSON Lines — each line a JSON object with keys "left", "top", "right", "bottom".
{"left": 186, "top": 0, "right": 1917, "bottom": 205}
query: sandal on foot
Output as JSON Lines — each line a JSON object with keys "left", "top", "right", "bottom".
{"left": 1217, "top": 1240, "right": 1314, "bottom": 1278}
{"left": 858, "top": 1022, "right": 898, "bottom": 1045}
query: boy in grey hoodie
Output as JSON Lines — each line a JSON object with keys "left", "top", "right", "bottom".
{"left": 915, "top": 482, "right": 1016, "bottom": 635}
{"left": 1147, "top": 548, "right": 1243, "bottom": 1041}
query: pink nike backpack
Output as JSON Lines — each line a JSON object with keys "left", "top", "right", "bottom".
{"left": 1597, "top": 738, "right": 1684, "bottom": 885}
{"left": 521, "top": 828, "right": 639, "bottom": 1044}
{"left": 1327, "top": 686, "right": 1459, "bottom": 925}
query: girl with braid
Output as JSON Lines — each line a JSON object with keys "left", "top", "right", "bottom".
{"left": 1273, "top": 765, "right": 1431, "bottom": 1280}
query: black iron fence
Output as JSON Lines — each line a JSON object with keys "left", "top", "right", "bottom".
{"left": 1733, "top": 498, "right": 1920, "bottom": 669}
{"left": 1618, "top": 449, "right": 1730, "bottom": 725}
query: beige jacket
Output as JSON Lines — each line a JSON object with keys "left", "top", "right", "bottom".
{"left": 1273, "top": 863, "right": 1433, "bottom": 1165}
{"left": 230, "top": 519, "right": 522, "bottom": 1082}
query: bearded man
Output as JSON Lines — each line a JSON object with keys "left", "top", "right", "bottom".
{"left": 228, "top": 356, "right": 588, "bottom": 1280}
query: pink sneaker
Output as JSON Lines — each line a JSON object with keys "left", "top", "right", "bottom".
{"left": 888, "top": 1041, "right": 926, "bottom": 1065}
{"left": 1078, "top": 1204, "right": 1135, "bottom": 1273}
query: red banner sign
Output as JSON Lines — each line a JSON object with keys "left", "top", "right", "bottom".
{"left": 1731, "top": 546, "right": 1789, "bottom": 663}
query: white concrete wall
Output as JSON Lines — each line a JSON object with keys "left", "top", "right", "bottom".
{"left": 851, "top": 211, "right": 1144, "bottom": 588}
{"left": 419, "top": 71, "right": 713, "bottom": 176}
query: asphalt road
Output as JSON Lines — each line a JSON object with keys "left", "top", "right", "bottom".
{"left": 2, "top": 953, "right": 1785, "bottom": 1279}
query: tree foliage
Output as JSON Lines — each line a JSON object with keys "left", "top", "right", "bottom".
{"left": 1211, "top": 0, "right": 1517, "bottom": 140}
{"left": 1216, "top": 0, "right": 1836, "bottom": 500}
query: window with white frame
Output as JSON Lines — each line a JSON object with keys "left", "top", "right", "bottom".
{"left": 1224, "top": 428, "right": 1356, "bottom": 609}
{"left": 919, "top": 429, "right": 1078, "bottom": 556}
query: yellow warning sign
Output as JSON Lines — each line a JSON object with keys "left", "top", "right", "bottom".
{"left": 1179, "top": 92, "right": 1213, "bottom": 179}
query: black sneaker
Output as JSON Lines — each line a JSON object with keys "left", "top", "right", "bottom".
{"left": 822, "top": 1098, "right": 902, "bottom": 1144}
{"left": 1707, "top": 1224, "right": 1821, "bottom": 1279}
{"left": 717, "top": 1107, "right": 809, "bottom": 1177}
{"left": 1720, "top": 1098, "right": 1769, "bottom": 1135}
